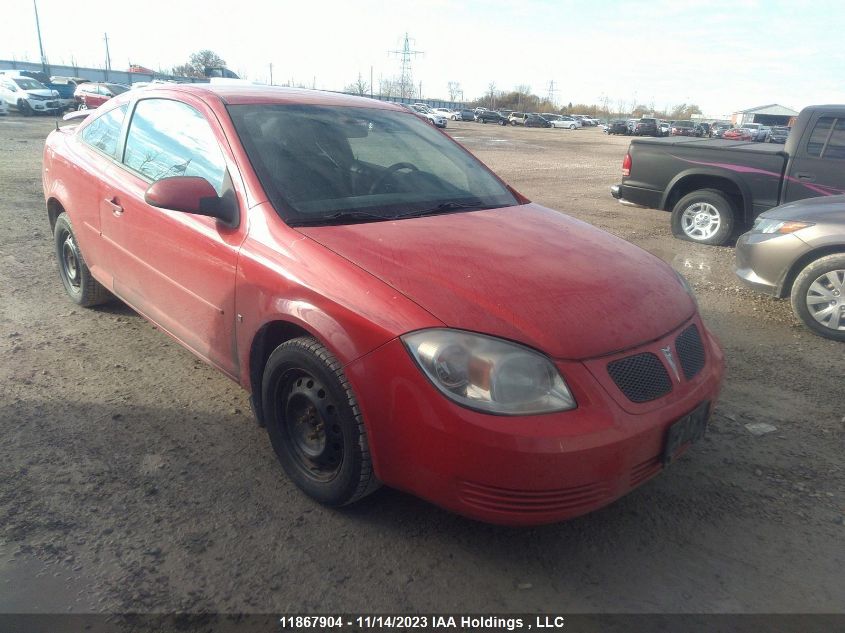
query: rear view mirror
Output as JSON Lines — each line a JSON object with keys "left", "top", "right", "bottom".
{"left": 144, "top": 176, "right": 238, "bottom": 226}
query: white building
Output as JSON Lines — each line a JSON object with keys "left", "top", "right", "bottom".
{"left": 731, "top": 104, "right": 799, "bottom": 127}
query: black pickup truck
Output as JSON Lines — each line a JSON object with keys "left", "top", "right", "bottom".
{"left": 611, "top": 104, "right": 845, "bottom": 245}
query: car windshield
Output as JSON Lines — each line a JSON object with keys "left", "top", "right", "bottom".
{"left": 640, "top": 118, "right": 656, "bottom": 124}
{"left": 229, "top": 104, "right": 518, "bottom": 225}
{"left": 674, "top": 121, "right": 693, "bottom": 127}
{"left": 13, "top": 78, "right": 47, "bottom": 90}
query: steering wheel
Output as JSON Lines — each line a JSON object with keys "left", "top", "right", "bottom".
{"left": 368, "top": 162, "right": 419, "bottom": 195}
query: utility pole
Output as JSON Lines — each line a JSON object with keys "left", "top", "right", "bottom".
{"left": 388, "top": 33, "right": 423, "bottom": 100}
{"left": 269, "top": 63, "right": 273, "bottom": 85}
{"left": 418, "top": 81, "right": 422, "bottom": 100}
{"left": 33, "top": 0, "right": 47, "bottom": 71}
{"left": 370, "top": 65, "right": 373, "bottom": 98}
{"left": 103, "top": 32, "right": 112, "bottom": 80}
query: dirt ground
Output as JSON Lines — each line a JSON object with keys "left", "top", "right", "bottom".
{"left": 0, "top": 115, "right": 843, "bottom": 617}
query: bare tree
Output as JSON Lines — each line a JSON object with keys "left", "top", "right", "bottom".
{"left": 378, "top": 77, "right": 396, "bottom": 98}
{"left": 172, "top": 49, "right": 226, "bottom": 78}
{"left": 447, "top": 81, "right": 462, "bottom": 101}
{"left": 344, "top": 73, "right": 370, "bottom": 96}
{"left": 487, "top": 82, "right": 497, "bottom": 109}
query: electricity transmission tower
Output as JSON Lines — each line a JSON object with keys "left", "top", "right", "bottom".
{"left": 389, "top": 33, "right": 423, "bottom": 100}
{"left": 546, "top": 80, "right": 557, "bottom": 105}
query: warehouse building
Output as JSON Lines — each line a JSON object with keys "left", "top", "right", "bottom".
{"left": 731, "top": 104, "right": 799, "bottom": 127}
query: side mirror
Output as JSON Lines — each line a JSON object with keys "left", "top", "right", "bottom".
{"left": 144, "top": 176, "right": 238, "bottom": 226}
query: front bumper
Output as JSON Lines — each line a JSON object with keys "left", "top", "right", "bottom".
{"left": 735, "top": 230, "right": 810, "bottom": 297}
{"left": 345, "top": 317, "right": 724, "bottom": 526}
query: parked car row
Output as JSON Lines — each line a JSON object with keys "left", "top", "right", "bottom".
{"left": 0, "top": 69, "right": 132, "bottom": 116}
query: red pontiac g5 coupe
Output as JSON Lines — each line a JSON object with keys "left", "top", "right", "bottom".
{"left": 42, "top": 85, "right": 724, "bottom": 525}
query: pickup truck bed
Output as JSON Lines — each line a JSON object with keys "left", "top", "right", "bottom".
{"left": 618, "top": 137, "right": 788, "bottom": 218}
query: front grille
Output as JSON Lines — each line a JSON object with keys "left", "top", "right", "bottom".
{"left": 458, "top": 480, "right": 611, "bottom": 515}
{"left": 675, "top": 324, "right": 706, "bottom": 380}
{"left": 607, "top": 353, "right": 672, "bottom": 403}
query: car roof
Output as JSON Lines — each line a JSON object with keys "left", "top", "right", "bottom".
{"left": 131, "top": 83, "right": 406, "bottom": 111}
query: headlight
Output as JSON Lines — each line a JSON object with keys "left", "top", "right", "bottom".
{"left": 401, "top": 329, "right": 576, "bottom": 415}
{"left": 752, "top": 218, "right": 814, "bottom": 234}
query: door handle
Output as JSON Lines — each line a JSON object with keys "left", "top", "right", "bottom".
{"left": 795, "top": 173, "right": 816, "bottom": 182}
{"left": 104, "top": 197, "right": 123, "bottom": 216}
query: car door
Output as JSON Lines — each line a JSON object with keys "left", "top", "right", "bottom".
{"left": 65, "top": 102, "right": 130, "bottom": 280}
{"left": 783, "top": 115, "right": 845, "bottom": 203}
{"left": 99, "top": 94, "right": 245, "bottom": 378}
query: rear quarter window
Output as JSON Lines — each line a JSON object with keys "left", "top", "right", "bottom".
{"left": 80, "top": 104, "right": 128, "bottom": 158}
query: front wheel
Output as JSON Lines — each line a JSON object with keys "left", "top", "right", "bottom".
{"left": 671, "top": 189, "right": 736, "bottom": 245}
{"left": 790, "top": 254, "right": 845, "bottom": 341}
{"left": 262, "top": 337, "right": 380, "bottom": 506}
{"left": 18, "top": 99, "right": 33, "bottom": 116}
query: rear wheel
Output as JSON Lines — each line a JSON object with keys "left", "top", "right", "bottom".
{"left": 671, "top": 189, "right": 736, "bottom": 245}
{"left": 53, "top": 213, "right": 112, "bottom": 307}
{"left": 570, "top": 124, "right": 576, "bottom": 130}
{"left": 261, "top": 337, "right": 380, "bottom": 506}
{"left": 790, "top": 254, "right": 845, "bottom": 341}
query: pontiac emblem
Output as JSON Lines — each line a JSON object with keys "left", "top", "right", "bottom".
{"left": 661, "top": 346, "right": 681, "bottom": 383}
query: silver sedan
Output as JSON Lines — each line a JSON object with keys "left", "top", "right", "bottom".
{"left": 735, "top": 195, "right": 845, "bottom": 341}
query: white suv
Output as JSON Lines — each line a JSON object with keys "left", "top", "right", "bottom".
{"left": 0, "top": 74, "right": 60, "bottom": 115}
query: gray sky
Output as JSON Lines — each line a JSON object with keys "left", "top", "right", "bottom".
{"left": 4, "top": 0, "right": 843, "bottom": 115}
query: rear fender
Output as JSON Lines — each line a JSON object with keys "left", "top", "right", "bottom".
{"left": 661, "top": 168, "right": 754, "bottom": 222}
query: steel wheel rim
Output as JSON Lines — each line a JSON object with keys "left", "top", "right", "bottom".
{"left": 681, "top": 202, "right": 721, "bottom": 240}
{"left": 806, "top": 269, "right": 845, "bottom": 331}
{"left": 61, "top": 233, "right": 81, "bottom": 289}
{"left": 281, "top": 371, "right": 344, "bottom": 482}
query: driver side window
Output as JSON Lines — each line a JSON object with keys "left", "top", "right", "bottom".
{"left": 123, "top": 98, "right": 227, "bottom": 193}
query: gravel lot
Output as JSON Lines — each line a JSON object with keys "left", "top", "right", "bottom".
{"left": 1, "top": 115, "right": 843, "bottom": 616}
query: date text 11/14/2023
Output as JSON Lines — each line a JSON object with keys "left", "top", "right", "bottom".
{"left": 278, "top": 615, "right": 567, "bottom": 630}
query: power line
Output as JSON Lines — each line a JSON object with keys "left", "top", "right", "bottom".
{"left": 388, "top": 32, "right": 423, "bottom": 100}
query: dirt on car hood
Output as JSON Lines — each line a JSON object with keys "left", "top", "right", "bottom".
{"left": 297, "top": 203, "right": 696, "bottom": 359}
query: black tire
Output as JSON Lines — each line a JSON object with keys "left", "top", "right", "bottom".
{"left": 53, "top": 213, "right": 112, "bottom": 307}
{"left": 18, "top": 99, "right": 33, "bottom": 116}
{"left": 670, "top": 189, "right": 736, "bottom": 245}
{"left": 261, "top": 337, "right": 380, "bottom": 506}
{"left": 790, "top": 254, "right": 845, "bottom": 342}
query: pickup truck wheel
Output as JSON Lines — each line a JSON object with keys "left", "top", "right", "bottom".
{"left": 53, "top": 213, "right": 112, "bottom": 307}
{"left": 671, "top": 189, "right": 735, "bottom": 245}
{"left": 790, "top": 254, "right": 845, "bottom": 342}
{"left": 262, "top": 337, "right": 380, "bottom": 506}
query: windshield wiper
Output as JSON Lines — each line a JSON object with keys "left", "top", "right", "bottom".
{"left": 289, "top": 210, "right": 391, "bottom": 226}
{"left": 394, "top": 201, "right": 488, "bottom": 219}
{"left": 290, "top": 201, "right": 493, "bottom": 227}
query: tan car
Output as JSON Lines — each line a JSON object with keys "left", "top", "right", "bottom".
{"left": 736, "top": 195, "right": 845, "bottom": 341}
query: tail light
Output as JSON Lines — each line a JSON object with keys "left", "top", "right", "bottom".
{"left": 622, "top": 153, "right": 632, "bottom": 177}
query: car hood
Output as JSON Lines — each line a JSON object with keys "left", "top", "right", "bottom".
{"left": 24, "top": 89, "right": 55, "bottom": 98}
{"left": 761, "top": 195, "right": 845, "bottom": 222}
{"left": 297, "top": 204, "right": 695, "bottom": 359}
